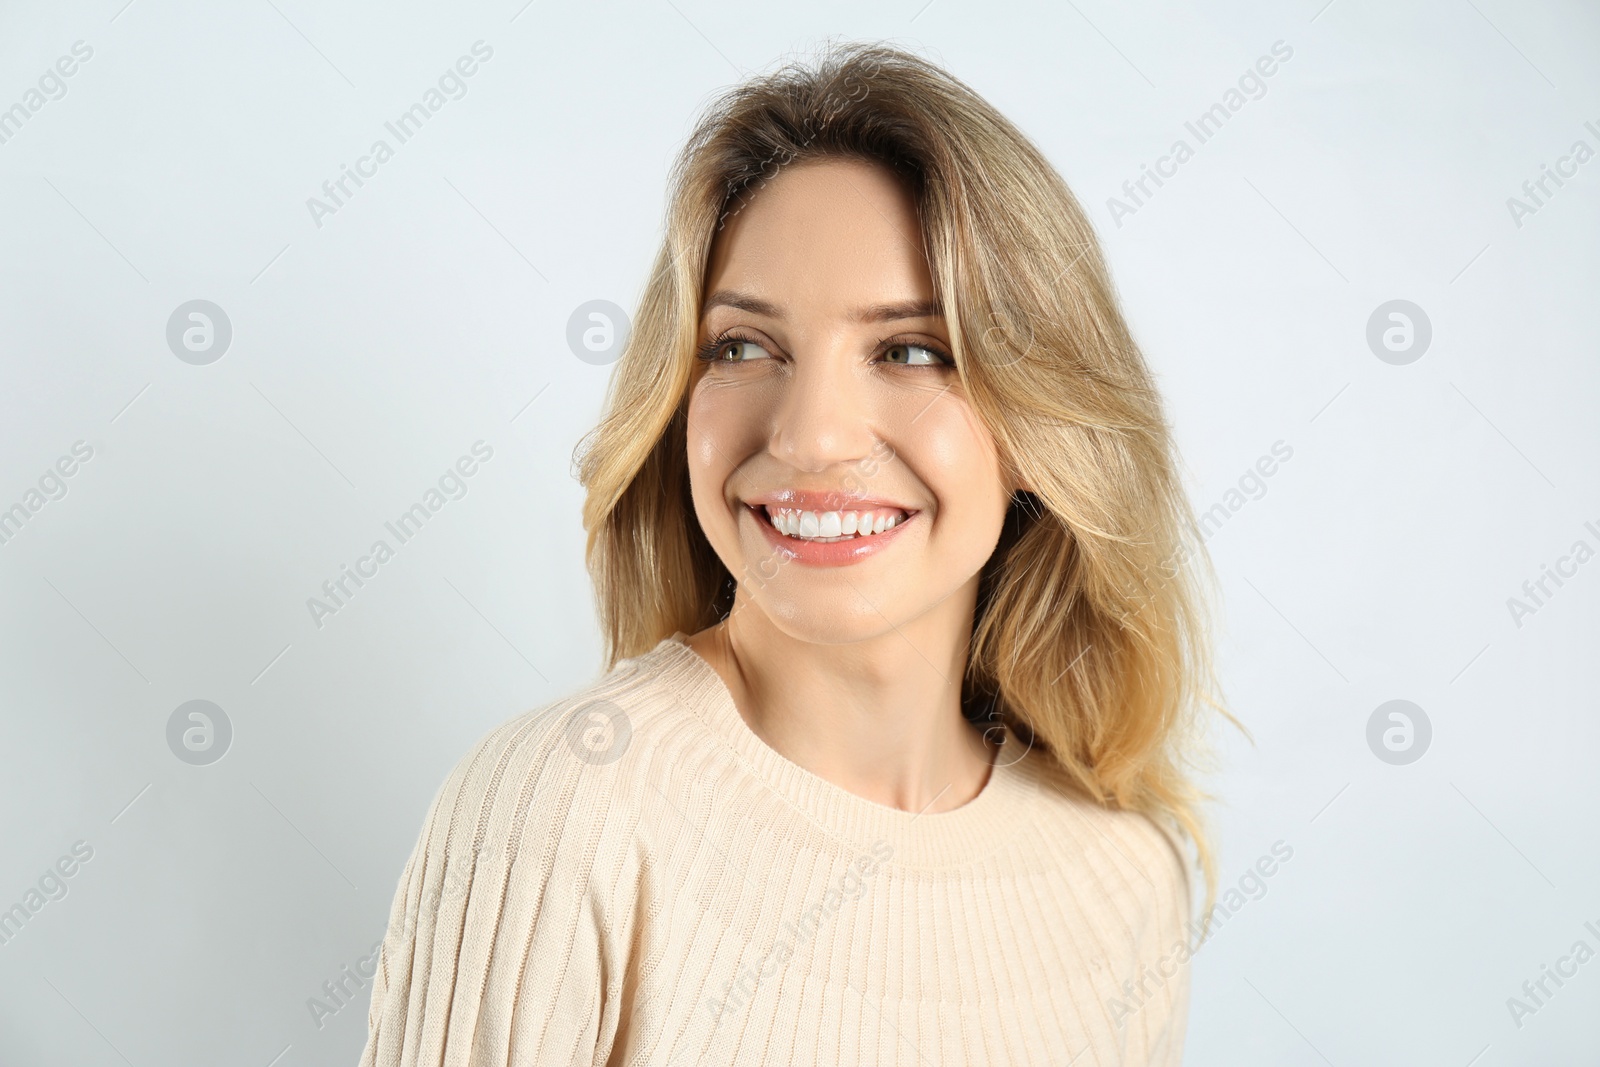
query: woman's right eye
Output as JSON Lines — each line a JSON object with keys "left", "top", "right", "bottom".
{"left": 705, "top": 338, "right": 771, "bottom": 363}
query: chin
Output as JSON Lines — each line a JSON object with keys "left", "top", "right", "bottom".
{"left": 740, "top": 585, "right": 924, "bottom": 643}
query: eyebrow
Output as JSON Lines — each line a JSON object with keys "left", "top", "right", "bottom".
{"left": 701, "top": 289, "right": 943, "bottom": 324}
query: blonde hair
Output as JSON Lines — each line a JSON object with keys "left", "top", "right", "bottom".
{"left": 575, "top": 41, "right": 1239, "bottom": 920}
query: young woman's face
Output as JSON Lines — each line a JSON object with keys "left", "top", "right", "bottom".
{"left": 687, "top": 156, "right": 1016, "bottom": 644}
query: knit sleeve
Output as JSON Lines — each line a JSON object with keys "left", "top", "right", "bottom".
{"left": 358, "top": 710, "right": 628, "bottom": 1067}
{"left": 1132, "top": 816, "right": 1195, "bottom": 1067}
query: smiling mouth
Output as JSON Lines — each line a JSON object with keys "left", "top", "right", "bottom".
{"left": 747, "top": 503, "right": 917, "bottom": 543}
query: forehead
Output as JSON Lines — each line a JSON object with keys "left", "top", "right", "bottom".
{"left": 702, "top": 157, "right": 935, "bottom": 310}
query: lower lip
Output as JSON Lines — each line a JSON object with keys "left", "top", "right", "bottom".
{"left": 745, "top": 505, "right": 918, "bottom": 567}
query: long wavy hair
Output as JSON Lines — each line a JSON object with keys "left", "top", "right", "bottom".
{"left": 574, "top": 41, "right": 1237, "bottom": 920}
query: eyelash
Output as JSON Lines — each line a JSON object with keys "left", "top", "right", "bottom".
{"left": 695, "top": 329, "right": 954, "bottom": 368}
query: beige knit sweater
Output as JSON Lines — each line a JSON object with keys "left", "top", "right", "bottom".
{"left": 359, "top": 632, "right": 1193, "bottom": 1066}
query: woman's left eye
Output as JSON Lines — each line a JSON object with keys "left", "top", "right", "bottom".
{"left": 881, "top": 343, "right": 945, "bottom": 366}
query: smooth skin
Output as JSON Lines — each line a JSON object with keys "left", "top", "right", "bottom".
{"left": 684, "top": 156, "right": 1031, "bottom": 815}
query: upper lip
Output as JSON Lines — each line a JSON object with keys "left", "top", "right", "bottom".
{"left": 740, "top": 489, "right": 919, "bottom": 514}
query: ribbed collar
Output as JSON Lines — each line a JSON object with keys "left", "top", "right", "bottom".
{"left": 648, "top": 631, "right": 1042, "bottom": 868}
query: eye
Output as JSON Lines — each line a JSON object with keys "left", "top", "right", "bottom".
{"left": 698, "top": 334, "right": 773, "bottom": 364}
{"left": 881, "top": 342, "right": 947, "bottom": 367}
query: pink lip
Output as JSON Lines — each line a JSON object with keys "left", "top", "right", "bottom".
{"left": 744, "top": 503, "right": 917, "bottom": 568}
{"left": 741, "top": 489, "right": 920, "bottom": 514}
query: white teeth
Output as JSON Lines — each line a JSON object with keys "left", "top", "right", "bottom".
{"left": 760, "top": 506, "right": 909, "bottom": 542}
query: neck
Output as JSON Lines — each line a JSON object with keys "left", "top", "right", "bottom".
{"left": 686, "top": 594, "right": 997, "bottom": 814}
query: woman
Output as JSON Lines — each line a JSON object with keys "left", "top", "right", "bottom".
{"left": 361, "top": 41, "right": 1228, "bottom": 1066}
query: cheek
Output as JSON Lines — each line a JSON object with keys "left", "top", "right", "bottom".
{"left": 899, "top": 402, "right": 1007, "bottom": 520}
{"left": 685, "top": 386, "right": 724, "bottom": 514}
{"left": 685, "top": 386, "right": 723, "bottom": 477}
{"left": 686, "top": 381, "right": 764, "bottom": 517}
{"left": 688, "top": 377, "right": 781, "bottom": 466}
{"left": 685, "top": 381, "right": 723, "bottom": 461}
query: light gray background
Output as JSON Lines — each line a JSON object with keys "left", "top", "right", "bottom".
{"left": 2, "top": 0, "right": 1596, "bottom": 1064}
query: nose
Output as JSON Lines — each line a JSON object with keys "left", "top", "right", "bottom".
{"left": 767, "top": 340, "right": 880, "bottom": 475}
